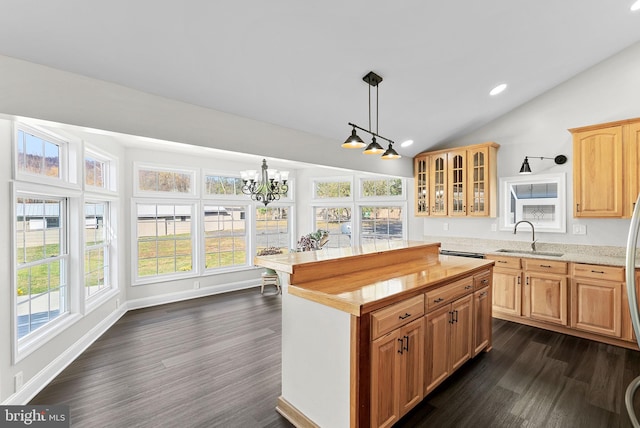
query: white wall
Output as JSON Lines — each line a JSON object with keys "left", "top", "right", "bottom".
{"left": 422, "top": 41, "right": 640, "bottom": 248}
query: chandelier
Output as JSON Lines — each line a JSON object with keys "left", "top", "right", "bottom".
{"left": 240, "top": 159, "right": 289, "bottom": 206}
{"left": 342, "top": 71, "right": 401, "bottom": 160}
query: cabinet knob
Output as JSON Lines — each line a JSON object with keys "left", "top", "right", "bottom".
{"left": 481, "top": 279, "right": 489, "bottom": 284}
{"left": 465, "top": 285, "right": 473, "bottom": 290}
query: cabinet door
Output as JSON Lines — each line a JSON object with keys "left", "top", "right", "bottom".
{"left": 468, "top": 146, "right": 489, "bottom": 216}
{"left": 424, "top": 305, "right": 450, "bottom": 394}
{"left": 492, "top": 269, "right": 522, "bottom": 317}
{"left": 399, "top": 318, "right": 424, "bottom": 416}
{"left": 626, "top": 122, "right": 640, "bottom": 218}
{"left": 526, "top": 273, "right": 568, "bottom": 326}
{"left": 371, "top": 331, "right": 401, "bottom": 428}
{"left": 429, "top": 153, "right": 448, "bottom": 216}
{"left": 414, "top": 155, "right": 429, "bottom": 216}
{"left": 571, "top": 279, "right": 622, "bottom": 338}
{"left": 573, "top": 125, "right": 623, "bottom": 217}
{"left": 473, "top": 287, "right": 492, "bottom": 356}
{"left": 450, "top": 294, "right": 473, "bottom": 372}
{"left": 448, "top": 150, "right": 467, "bottom": 216}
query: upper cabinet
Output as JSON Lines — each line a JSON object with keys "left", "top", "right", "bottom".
{"left": 413, "top": 142, "right": 499, "bottom": 218}
{"left": 570, "top": 117, "right": 640, "bottom": 218}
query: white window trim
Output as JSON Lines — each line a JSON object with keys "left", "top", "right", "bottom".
{"left": 133, "top": 162, "right": 198, "bottom": 198}
{"left": 83, "top": 197, "right": 118, "bottom": 308}
{"left": 311, "top": 176, "right": 354, "bottom": 202}
{"left": 131, "top": 199, "right": 199, "bottom": 286}
{"left": 311, "top": 203, "right": 356, "bottom": 248}
{"left": 357, "top": 176, "right": 406, "bottom": 201}
{"left": 12, "top": 183, "right": 83, "bottom": 363}
{"left": 84, "top": 144, "right": 118, "bottom": 195}
{"left": 13, "top": 122, "right": 82, "bottom": 190}
{"left": 201, "top": 201, "right": 252, "bottom": 273}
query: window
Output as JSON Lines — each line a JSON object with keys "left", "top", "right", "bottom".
{"left": 499, "top": 173, "right": 566, "bottom": 233}
{"left": 15, "top": 196, "right": 68, "bottom": 340}
{"left": 204, "top": 204, "right": 248, "bottom": 269}
{"left": 314, "top": 207, "right": 352, "bottom": 248}
{"left": 204, "top": 175, "right": 244, "bottom": 196}
{"left": 16, "top": 128, "right": 61, "bottom": 179}
{"left": 136, "top": 165, "right": 195, "bottom": 195}
{"left": 361, "top": 178, "right": 403, "bottom": 198}
{"left": 84, "top": 201, "right": 111, "bottom": 298}
{"left": 256, "top": 206, "right": 290, "bottom": 251}
{"left": 360, "top": 206, "right": 404, "bottom": 243}
{"left": 314, "top": 179, "right": 351, "bottom": 199}
{"left": 85, "top": 156, "right": 106, "bottom": 189}
{"left": 136, "top": 203, "right": 194, "bottom": 279}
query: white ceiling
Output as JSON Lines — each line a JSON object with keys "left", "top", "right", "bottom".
{"left": 1, "top": 1, "right": 639, "bottom": 158}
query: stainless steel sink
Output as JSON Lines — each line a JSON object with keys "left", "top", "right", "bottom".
{"left": 495, "top": 249, "right": 564, "bottom": 257}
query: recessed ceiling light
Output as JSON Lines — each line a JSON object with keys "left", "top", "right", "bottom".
{"left": 401, "top": 140, "right": 414, "bottom": 148}
{"left": 489, "top": 83, "right": 507, "bottom": 96}
{"left": 632, "top": 0, "right": 640, "bottom": 11}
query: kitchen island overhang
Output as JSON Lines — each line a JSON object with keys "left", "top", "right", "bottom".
{"left": 255, "top": 241, "right": 494, "bottom": 428}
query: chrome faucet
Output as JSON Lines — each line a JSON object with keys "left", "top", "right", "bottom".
{"left": 514, "top": 220, "right": 537, "bottom": 251}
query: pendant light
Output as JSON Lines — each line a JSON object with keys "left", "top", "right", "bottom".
{"left": 342, "top": 71, "right": 401, "bottom": 159}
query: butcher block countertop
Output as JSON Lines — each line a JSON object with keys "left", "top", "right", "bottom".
{"left": 254, "top": 240, "right": 494, "bottom": 316}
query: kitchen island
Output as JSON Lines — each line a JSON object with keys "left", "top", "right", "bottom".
{"left": 255, "top": 241, "right": 494, "bottom": 428}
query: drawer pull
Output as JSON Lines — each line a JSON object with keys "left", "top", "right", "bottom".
{"left": 434, "top": 297, "right": 445, "bottom": 303}
{"left": 591, "top": 270, "right": 605, "bottom": 274}
{"left": 398, "top": 312, "right": 412, "bottom": 320}
{"left": 465, "top": 285, "right": 473, "bottom": 290}
{"left": 497, "top": 260, "right": 508, "bottom": 264}
{"left": 403, "top": 335, "right": 410, "bottom": 352}
{"left": 397, "top": 338, "right": 404, "bottom": 355}
{"left": 453, "top": 310, "right": 458, "bottom": 323}
{"left": 479, "top": 291, "right": 488, "bottom": 297}
{"left": 449, "top": 311, "right": 454, "bottom": 324}
{"left": 540, "top": 265, "right": 552, "bottom": 268}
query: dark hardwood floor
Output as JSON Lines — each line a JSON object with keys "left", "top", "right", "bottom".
{"left": 31, "top": 288, "right": 640, "bottom": 428}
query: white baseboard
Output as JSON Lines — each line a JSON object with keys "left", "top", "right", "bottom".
{"left": 3, "top": 280, "right": 260, "bottom": 405}
{"left": 126, "top": 280, "right": 260, "bottom": 310}
{"left": 3, "top": 306, "right": 128, "bottom": 405}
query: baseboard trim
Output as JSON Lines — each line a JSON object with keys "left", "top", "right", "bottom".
{"left": 126, "top": 280, "right": 260, "bottom": 311}
{"left": 276, "top": 396, "right": 320, "bottom": 428}
{"left": 3, "top": 306, "right": 128, "bottom": 405}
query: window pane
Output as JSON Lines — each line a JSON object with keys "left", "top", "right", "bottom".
{"left": 16, "top": 198, "right": 63, "bottom": 263}
{"left": 85, "top": 156, "right": 107, "bottom": 188}
{"left": 360, "top": 206, "right": 403, "bottom": 243}
{"left": 137, "top": 204, "right": 193, "bottom": 278}
{"left": 205, "top": 175, "right": 244, "bottom": 196}
{"left": 204, "top": 205, "right": 247, "bottom": 269}
{"left": 315, "top": 181, "right": 350, "bottom": 198}
{"left": 362, "top": 178, "right": 403, "bottom": 197}
{"left": 256, "top": 206, "right": 289, "bottom": 253}
{"left": 314, "top": 207, "right": 351, "bottom": 248}
{"left": 17, "top": 130, "right": 61, "bottom": 178}
{"left": 138, "top": 168, "right": 193, "bottom": 194}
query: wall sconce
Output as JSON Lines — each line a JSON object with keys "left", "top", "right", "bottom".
{"left": 519, "top": 155, "right": 567, "bottom": 174}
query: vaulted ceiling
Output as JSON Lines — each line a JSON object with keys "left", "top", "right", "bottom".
{"left": 1, "top": 1, "right": 639, "bottom": 158}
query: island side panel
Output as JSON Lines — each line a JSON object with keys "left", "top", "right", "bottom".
{"left": 281, "top": 290, "right": 353, "bottom": 428}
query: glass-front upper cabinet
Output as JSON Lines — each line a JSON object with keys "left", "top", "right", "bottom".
{"left": 468, "top": 146, "right": 488, "bottom": 216}
{"left": 414, "top": 155, "right": 429, "bottom": 216}
{"left": 430, "top": 154, "right": 448, "bottom": 216}
{"left": 448, "top": 151, "right": 466, "bottom": 216}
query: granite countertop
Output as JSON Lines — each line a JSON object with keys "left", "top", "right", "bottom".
{"left": 427, "top": 236, "right": 640, "bottom": 268}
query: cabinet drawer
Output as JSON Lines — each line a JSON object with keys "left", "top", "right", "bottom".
{"left": 487, "top": 256, "right": 521, "bottom": 270}
{"left": 572, "top": 263, "right": 624, "bottom": 282}
{"left": 425, "top": 276, "right": 474, "bottom": 312}
{"left": 474, "top": 270, "right": 492, "bottom": 290}
{"left": 523, "top": 259, "right": 568, "bottom": 275}
{"left": 371, "top": 294, "right": 425, "bottom": 340}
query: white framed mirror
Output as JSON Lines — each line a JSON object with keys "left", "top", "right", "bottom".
{"left": 499, "top": 173, "right": 566, "bottom": 233}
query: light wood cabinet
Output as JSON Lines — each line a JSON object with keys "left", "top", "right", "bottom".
{"left": 414, "top": 142, "right": 499, "bottom": 218}
{"left": 571, "top": 263, "right": 623, "bottom": 338}
{"left": 414, "top": 154, "right": 429, "bottom": 216}
{"left": 570, "top": 117, "right": 640, "bottom": 218}
{"left": 429, "top": 153, "right": 448, "bottom": 216}
{"left": 473, "top": 286, "right": 491, "bottom": 356}
{"left": 489, "top": 256, "right": 522, "bottom": 317}
{"left": 370, "top": 296, "right": 425, "bottom": 428}
{"left": 424, "top": 276, "right": 477, "bottom": 395}
{"left": 523, "top": 259, "right": 568, "bottom": 326}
